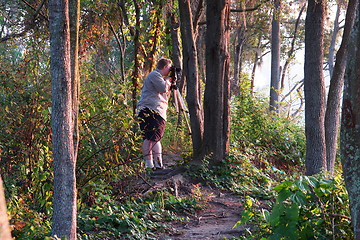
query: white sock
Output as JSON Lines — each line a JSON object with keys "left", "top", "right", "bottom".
{"left": 142, "top": 139, "right": 154, "bottom": 168}
{"left": 152, "top": 141, "right": 163, "bottom": 169}
{"left": 145, "top": 159, "right": 154, "bottom": 169}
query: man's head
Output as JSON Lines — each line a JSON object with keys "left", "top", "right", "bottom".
{"left": 157, "top": 58, "right": 172, "bottom": 76}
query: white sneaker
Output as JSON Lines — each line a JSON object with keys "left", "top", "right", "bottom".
{"left": 145, "top": 160, "right": 154, "bottom": 169}
{"left": 154, "top": 158, "right": 164, "bottom": 169}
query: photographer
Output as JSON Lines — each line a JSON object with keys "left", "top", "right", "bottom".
{"left": 136, "top": 58, "right": 174, "bottom": 170}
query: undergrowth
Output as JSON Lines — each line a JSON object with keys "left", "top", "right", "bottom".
{"left": 234, "top": 174, "right": 352, "bottom": 239}
{"left": 77, "top": 189, "right": 200, "bottom": 240}
{"left": 3, "top": 81, "right": 351, "bottom": 239}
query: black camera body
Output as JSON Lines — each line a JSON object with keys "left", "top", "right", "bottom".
{"left": 169, "top": 66, "right": 181, "bottom": 90}
{"left": 169, "top": 66, "right": 181, "bottom": 83}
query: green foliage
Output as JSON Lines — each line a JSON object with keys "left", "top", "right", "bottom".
{"left": 235, "top": 175, "right": 352, "bottom": 239}
{"left": 161, "top": 105, "right": 192, "bottom": 154}
{"left": 0, "top": 4, "right": 349, "bottom": 239}
{"left": 77, "top": 188, "right": 194, "bottom": 240}
{"left": 76, "top": 64, "right": 144, "bottom": 198}
{"left": 165, "top": 194, "right": 201, "bottom": 213}
{"left": 231, "top": 84, "right": 306, "bottom": 172}
{"left": 8, "top": 196, "right": 52, "bottom": 240}
{"left": 188, "top": 154, "right": 275, "bottom": 199}
{"left": 0, "top": 38, "right": 54, "bottom": 225}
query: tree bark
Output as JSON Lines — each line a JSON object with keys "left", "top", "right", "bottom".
{"left": 325, "top": 0, "right": 358, "bottom": 176}
{"left": 168, "top": 9, "right": 183, "bottom": 93}
{"left": 69, "top": 0, "right": 80, "bottom": 161}
{"left": 232, "top": 24, "right": 245, "bottom": 95}
{"left": 131, "top": 0, "right": 141, "bottom": 115}
{"left": 203, "top": 0, "right": 230, "bottom": 164}
{"left": 327, "top": 5, "right": 341, "bottom": 79}
{"left": 269, "top": 0, "right": 281, "bottom": 112}
{"left": 341, "top": 2, "right": 360, "bottom": 238}
{"left": 178, "top": 0, "right": 204, "bottom": 159}
{"left": 0, "top": 176, "right": 12, "bottom": 240}
{"left": 304, "top": 0, "right": 326, "bottom": 175}
{"left": 250, "top": 36, "right": 262, "bottom": 94}
{"left": 48, "top": 0, "right": 77, "bottom": 238}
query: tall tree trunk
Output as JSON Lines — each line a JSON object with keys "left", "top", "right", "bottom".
{"left": 327, "top": 4, "right": 341, "bottom": 79}
{"left": 0, "top": 176, "right": 12, "bottom": 240}
{"left": 341, "top": 3, "right": 360, "bottom": 237}
{"left": 131, "top": 0, "right": 141, "bottom": 115}
{"left": 232, "top": 24, "right": 245, "bottom": 95}
{"left": 203, "top": 0, "right": 230, "bottom": 165}
{"left": 325, "top": 0, "right": 358, "bottom": 176}
{"left": 48, "top": 0, "right": 77, "bottom": 238}
{"left": 178, "top": 0, "right": 204, "bottom": 159}
{"left": 69, "top": 0, "right": 80, "bottom": 161}
{"left": 304, "top": 0, "right": 326, "bottom": 175}
{"left": 269, "top": 0, "right": 281, "bottom": 112}
{"left": 168, "top": 9, "right": 183, "bottom": 93}
{"left": 196, "top": 25, "right": 206, "bottom": 85}
{"left": 250, "top": 36, "right": 261, "bottom": 94}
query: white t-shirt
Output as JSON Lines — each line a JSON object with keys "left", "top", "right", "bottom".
{"left": 137, "top": 69, "right": 171, "bottom": 121}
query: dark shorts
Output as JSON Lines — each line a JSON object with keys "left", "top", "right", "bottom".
{"left": 137, "top": 108, "right": 166, "bottom": 142}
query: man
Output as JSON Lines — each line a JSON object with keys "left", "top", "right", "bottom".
{"left": 137, "top": 58, "right": 173, "bottom": 169}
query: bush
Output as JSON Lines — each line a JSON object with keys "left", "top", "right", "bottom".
{"left": 235, "top": 175, "right": 352, "bottom": 239}
{"left": 231, "top": 91, "right": 305, "bottom": 173}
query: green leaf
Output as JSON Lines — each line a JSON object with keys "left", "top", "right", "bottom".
{"left": 244, "top": 196, "right": 253, "bottom": 207}
{"left": 262, "top": 209, "right": 270, "bottom": 222}
{"left": 268, "top": 204, "right": 284, "bottom": 226}
{"left": 235, "top": 209, "right": 254, "bottom": 226}
{"left": 304, "top": 176, "right": 319, "bottom": 188}
{"left": 277, "top": 189, "right": 292, "bottom": 203}
{"left": 294, "top": 179, "right": 310, "bottom": 192}
{"left": 290, "top": 191, "right": 307, "bottom": 205}
{"left": 39, "top": 173, "right": 48, "bottom": 181}
{"left": 273, "top": 181, "right": 293, "bottom": 192}
{"left": 285, "top": 203, "right": 299, "bottom": 222}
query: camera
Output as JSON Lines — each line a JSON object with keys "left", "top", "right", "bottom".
{"left": 169, "top": 66, "right": 181, "bottom": 83}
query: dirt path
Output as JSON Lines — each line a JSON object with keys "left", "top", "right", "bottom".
{"left": 145, "top": 169, "right": 245, "bottom": 239}
{"left": 160, "top": 190, "right": 245, "bottom": 240}
{"left": 129, "top": 152, "right": 246, "bottom": 239}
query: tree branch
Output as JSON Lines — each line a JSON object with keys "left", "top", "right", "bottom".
{"left": 0, "top": 0, "right": 47, "bottom": 43}
{"left": 230, "top": 0, "right": 270, "bottom": 13}
{"left": 21, "top": 0, "right": 48, "bottom": 20}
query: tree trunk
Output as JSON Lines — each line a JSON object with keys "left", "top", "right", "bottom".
{"left": 304, "top": 0, "right": 326, "bottom": 175}
{"left": 341, "top": 3, "right": 360, "bottom": 237}
{"left": 269, "top": 0, "right": 281, "bottom": 112}
{"left": 232, "top": 24, "right": 245, "bottom": 95}
{"left": 0, "top": 176, "right": 12, "bottom": 240}
{"left": 131, "top": 0, "right": 141, "bottom": 115}
{"left": 325, "top": 0, "right": 358, "bottom": 176}
{"left": 69, "top": 0, "right": 80, "bottom": 161}
{"left": 250, "top": 36, "right": 261, "bottom": 94}
{"left": 178, "top": 0, "right": 204, "bottom": 159}
{"left": 196, "top": 25, "right": 206, "bottom": 85}
{"left": 168, "top": 9, "right": 184, "bottom": 93}
{"left": 48, "top": 0, "right": 77, "bottom": 238}
{"left": 203, "top": 0, "right": 230, "bottom": 164}
{"left": 327, "top": 4, "right": 340, "bottom": 79}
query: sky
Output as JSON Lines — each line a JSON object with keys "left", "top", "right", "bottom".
{"left": 253, "top": 48, "right": 305, "bottom": 95}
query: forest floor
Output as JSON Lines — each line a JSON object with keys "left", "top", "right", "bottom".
{"left": 131, "top": 152, "right": 247, "bottom": 240}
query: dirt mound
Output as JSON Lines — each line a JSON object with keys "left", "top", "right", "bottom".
{"left": 115, "top": 151, "right": 247, "bottom": 239}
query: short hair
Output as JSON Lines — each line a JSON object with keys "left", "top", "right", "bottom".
{"left": 157, "top": 58, "right": 172, "bottom": 70}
